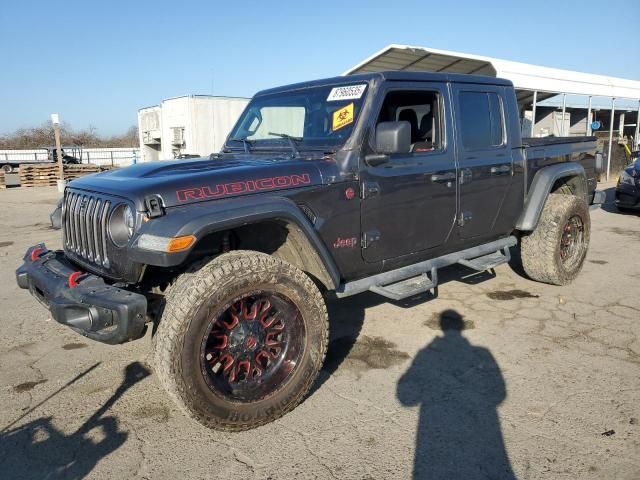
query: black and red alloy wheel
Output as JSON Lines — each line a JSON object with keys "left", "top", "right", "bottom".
{"left": 559, "top": 214, "right": 585, "bottom": 267}
{"left": 199, "top": 291, "right": 305, "bottom": 402}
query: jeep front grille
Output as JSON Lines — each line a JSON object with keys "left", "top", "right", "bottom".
{"left": 63, "top": 191, "right": 111, "bottom": 268}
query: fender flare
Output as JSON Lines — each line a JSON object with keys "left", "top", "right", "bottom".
{"left": 516, "top": 162, "right": 587, "bottom": 231}
{"left": 130, "top": 195, "right": 340, "bottom": 289}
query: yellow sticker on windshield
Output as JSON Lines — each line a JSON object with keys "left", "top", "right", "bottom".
{"left": 332, "top": 103, "right": 354, "bottom": 131}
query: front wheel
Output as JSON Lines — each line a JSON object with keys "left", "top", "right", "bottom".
{"left": 153, "top": 251, "right": 328, "bottom": 431}
{"left": 520, "top": 193, "right": 590, "bottom": 285}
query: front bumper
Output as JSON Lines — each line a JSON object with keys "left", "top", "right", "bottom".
{"left": 615, "top": 182, "right": 640, "bottom": 209}
{"left": 16, "top": 245, "right": 147, "bottom": 344}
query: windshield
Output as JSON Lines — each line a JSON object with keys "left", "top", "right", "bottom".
{"left": 226, "top": 83, "right": 369, "bottom": 151}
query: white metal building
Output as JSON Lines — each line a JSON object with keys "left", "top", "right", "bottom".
{"left": 138, "top": 95, "right": 249, "bottom": 162}
{"left": 345, "top": 44, "right": 640, "bottom": 179}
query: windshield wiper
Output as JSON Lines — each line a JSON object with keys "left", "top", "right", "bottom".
{"left": 227, "top": 136, "right": 253, "bottom": 153}
{"left": 268, "top": 132, "right": 301, "bottom": 158}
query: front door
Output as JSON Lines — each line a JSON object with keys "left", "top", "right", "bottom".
{"left": 360, "top": 85, "right": 457, "bottom": 263}
{"left": 452, "top": 85, "right": 514, "bottom": 239}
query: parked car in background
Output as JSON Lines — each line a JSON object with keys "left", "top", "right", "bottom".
{"left": 615, "top": 153, "right": 640, "bottom": 212}
{"left": 47, "top": 146, "right": 81, "bottom": 164}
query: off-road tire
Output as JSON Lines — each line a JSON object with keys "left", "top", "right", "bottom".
{"left": 520, "top": 193, "right": 590, "bottom": 285}
{"left": 153, "top": 250, "right": 328, "bottom": 431}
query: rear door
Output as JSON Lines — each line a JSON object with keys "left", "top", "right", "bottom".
{"left": 452, "top": 85, "right": 514, "bottom": 239}
{"left": 360, "top": 83, "right": 457, "bottom": 263}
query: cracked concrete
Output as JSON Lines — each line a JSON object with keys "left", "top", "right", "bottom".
{"left": 0, "top": 185, "right": 639, "bottom": 479}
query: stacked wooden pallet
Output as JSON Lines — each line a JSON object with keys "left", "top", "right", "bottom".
{"left": 19, "top": 164, "right": 100, "bottom": 187}
{"left": 0, "top": 172, "right": 5, "bottom": 189}
{"left": 63, "top": 164, "right": 101, "bottom": 180}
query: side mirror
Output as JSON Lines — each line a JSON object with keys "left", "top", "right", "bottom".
{"left": 375, "top": 121, "right": 411, "bottom": 155}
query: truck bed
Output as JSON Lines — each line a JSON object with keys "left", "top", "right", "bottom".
{"left": 523, "top": 136, "right": 599, "bottom": 197}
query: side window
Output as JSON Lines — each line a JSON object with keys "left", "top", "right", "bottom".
{"left": 375, "top": 90, "right": 444, "bottom": 153}
{"left": 459, "top": 91, "right": 505, "bottom": 149}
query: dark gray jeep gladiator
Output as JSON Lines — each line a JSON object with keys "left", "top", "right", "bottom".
{"left": 16, "top": 71, "right": 604, "bottom": 430}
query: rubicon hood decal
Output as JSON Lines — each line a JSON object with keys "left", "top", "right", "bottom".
{"left": 176, "top": 173, "right": 312, "bottom": 203}
{"left": 67, "top": 155, "right": 331, "bottom": 210}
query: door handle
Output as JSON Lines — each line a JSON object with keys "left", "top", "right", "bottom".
{"left": 431, "top": 172, "right": 456, "bottom": 183}
{"left": 490, "top": 165, "right": 512, "bottom": 175}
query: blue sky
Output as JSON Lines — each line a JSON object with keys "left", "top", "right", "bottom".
{"left": 1, "top": 0, "right": 637, "bottom": 135}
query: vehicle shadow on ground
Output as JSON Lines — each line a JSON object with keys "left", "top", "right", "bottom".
{"left": 0, "top": 361, "right": 150, "bottom": 479}
{"left": 313, "top": 266, "right": 496, "bottom": 394}
{"left": 397, "top": 310, "right": 516, "bottom": 479}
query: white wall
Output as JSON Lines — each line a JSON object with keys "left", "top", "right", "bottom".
{"left": 138, "top": 106, "right": 162, "bottom": 162}
{"left": 160, "top": 97, "right": 190, "bottom": 160}
{"left": 138, "top": 96, "right": 249, "bottom": 162}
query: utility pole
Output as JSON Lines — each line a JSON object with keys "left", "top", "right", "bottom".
{"left": 51, "top": 114, "right": 64, "bottom": 185}
{"left": 606, "top": 99, "right": 615, "bottom": 181}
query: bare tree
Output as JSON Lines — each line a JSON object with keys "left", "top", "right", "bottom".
{"left": 0, "top": 123, "right": 139, "bottom": 149}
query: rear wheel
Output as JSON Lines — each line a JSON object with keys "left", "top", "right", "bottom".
{"left": 153, "top": 250, "right": 328, "bottom": 431}
{"left": 520, "top": 193, "right": 590, "bottom": 285}
{"left": 1, "top": 164, "right": 12, "bottom": 174}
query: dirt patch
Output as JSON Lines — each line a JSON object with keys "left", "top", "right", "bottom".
{"left": 13, "top": 379, "right": 47, "bottom": 393}
{"left": 324, "top": 335, "right": 409, "bottom": 372}
{"left": 76, "top": 384, "right": 111, "bottom": 395}
{"left": 8, "top": 342, "right": 37, "bottom": 353}
{"left": 17, "top": 222, "right": 52, "bottom": 231}
{"left": 0, "top": 241, "right": 13, "bottom": 248}
{"left": 134, "top": 404, "right": 171, "bottom": 423}
{"left": 424, "top": 311, "right": 475, "bottom": 331}
{"left": 486, "top": 289, "right": 539, "bottom": 301}
{"left": 589, "top": 260, "right": 608, "bottom": 265}
{"left": 62, "top": 342, "right": 88, "bottom": 350}
{"left": 608, "top": 227, "right": 640, "bottom": 240}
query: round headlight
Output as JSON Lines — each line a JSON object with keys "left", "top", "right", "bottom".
{"left": 109, "top": 204, "right": 135, "bottom": 247}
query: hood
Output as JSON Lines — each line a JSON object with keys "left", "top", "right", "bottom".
{"left": 68, "top": 154, "right": 334, "bottom": 210}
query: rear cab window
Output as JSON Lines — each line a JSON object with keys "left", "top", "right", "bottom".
{"left": 458, "top": 91, "right": 505, "bottom": 150}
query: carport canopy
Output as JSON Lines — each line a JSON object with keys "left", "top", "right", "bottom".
{"left": 344, "top": 44, "right": 640, "bottom": 105}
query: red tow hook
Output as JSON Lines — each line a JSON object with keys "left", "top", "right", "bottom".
{"left": 68, "top": 271, "right": 84, "bottom": 288}
{"left": 30, "top": 246, "right": 47, "bottom": 261}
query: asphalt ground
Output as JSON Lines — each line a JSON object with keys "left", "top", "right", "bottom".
{"left": 0, "top": 184, "right": 638, "bottom": 479}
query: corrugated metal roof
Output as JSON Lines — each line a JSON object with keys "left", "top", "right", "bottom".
{"left": 345, "top": 44, "right": 640, "bottom": 101}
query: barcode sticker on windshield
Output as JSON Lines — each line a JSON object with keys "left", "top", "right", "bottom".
{"left": 327, "top": 84, "right": 367, "bottom": 102}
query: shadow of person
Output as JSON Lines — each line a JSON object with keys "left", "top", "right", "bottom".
{"left": 397, "top": 310, "right": 515, "bottom": 479}
{"left": 0, "top": 361, "right": 150, "bottom": 480}
{"left": 311, "top": 268, "right": 499, "bottom": 396}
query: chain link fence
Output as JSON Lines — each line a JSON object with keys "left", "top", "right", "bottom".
{"left": 0, "top": 148, "right": 141, "bottom": 169}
